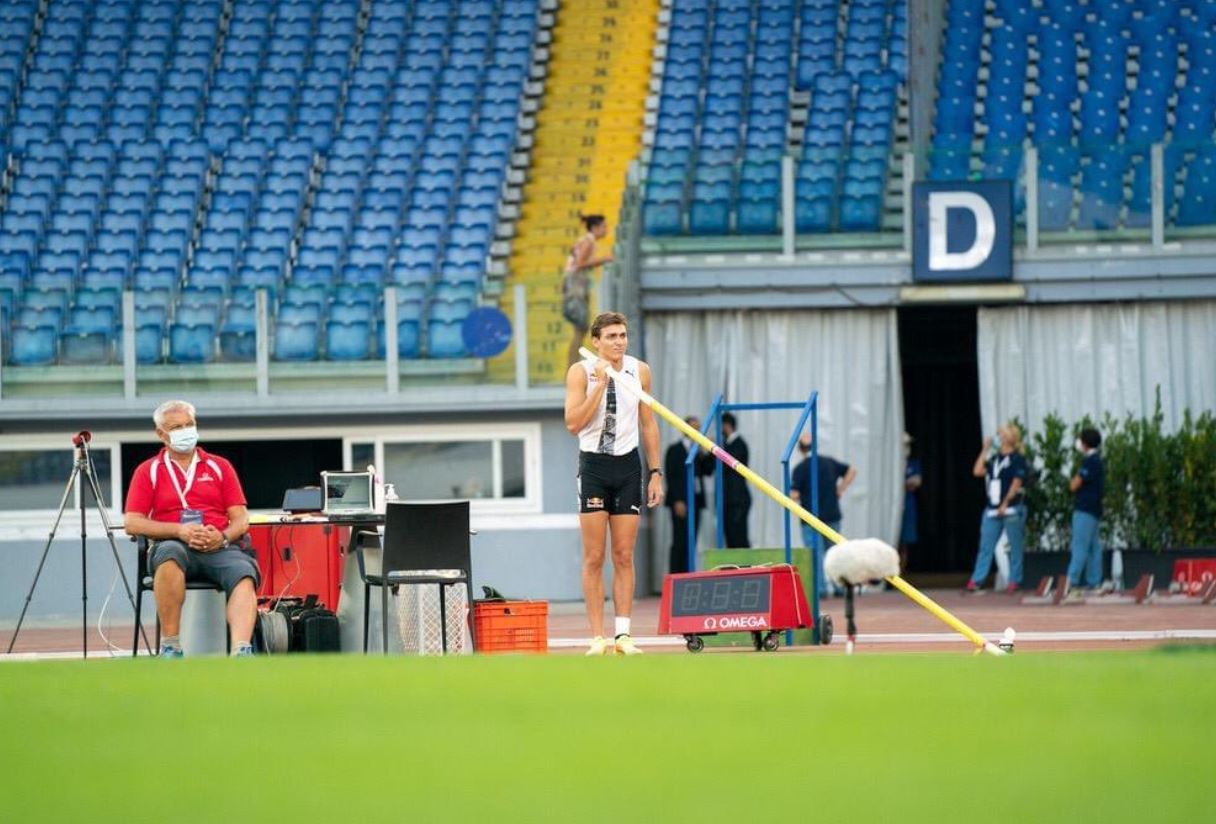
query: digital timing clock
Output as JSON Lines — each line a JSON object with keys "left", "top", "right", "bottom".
{"left": 658, "top": 564, "right": 819, "bottom": 652}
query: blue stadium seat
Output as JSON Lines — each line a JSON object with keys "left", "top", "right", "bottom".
{"left": 1038, "top": 180, "right": 1074, "bottom": 232}
{"left": 982, "top": 146, "right": 1023, "bottom": 182}
{"left": 279, "top": 302, "right": 324, "bottom": 326}
{"left": 795, "top": 197, "right": 832, "bottom": 233}
{"left": 688, "top": 198, "right": 729, "bottom": 234}
{"left": 328, "top": 301, "right": 373, "bottom": 325}
{"left": 133, "top": 320, "right": 164, "bottom": 367}
{"left": 736, "top": 199, "right": 777, "bottom": 234}
{"left": 25, "top": 288, "right": 70, "bottom": 317}
{"left": 10, "top": 324, "right": 57, "bottom": 365}
{"left": 376, "top": 318, "right": 420, "bottom": 358}
{"left": 429, "top": 298, "right": 471, "bottom": 324}
{"left": 175, "top": 303, "right": 220, "bottom": 328}
{"left": 60, "top": 324, "right": 113, "bottom": 365}
{"left": 273, "top": 320, "right": 319, "bottom": 361}
{"left": 326, "top": 320, "right": 371, "bottom": 360}
{"left": 926, "top": 146, "right": 969, "bottom": 181}
{"left": 169, "top": 322, "right": 215, "bottom": 363}
{"left": 427, "top": 319, "right": 464, "bottom": 358}
{"left": 18, "top": 305, "right": 63, "bottom": 331}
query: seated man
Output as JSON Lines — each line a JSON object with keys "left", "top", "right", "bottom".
{"left": 124, "top": 399, "right": 257, "bottom": 657}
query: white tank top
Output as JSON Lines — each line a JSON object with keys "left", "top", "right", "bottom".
{"left": 578, "top": 354, "right": 642, "bottom": 456}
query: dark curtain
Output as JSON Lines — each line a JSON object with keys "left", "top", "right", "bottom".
{"left": 898, "top": 306, "right": 985, "bottom": 573}
{"left": 121, "top": 439, "right": 343, "bottom": 510}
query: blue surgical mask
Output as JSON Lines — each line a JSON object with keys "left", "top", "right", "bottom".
{"left": 169, "top": 426, "right": 198, "bottom": 454}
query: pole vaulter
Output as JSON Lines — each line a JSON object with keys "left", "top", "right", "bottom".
{"left": 580, "top": 347, "right": 1006, "bottom": 656}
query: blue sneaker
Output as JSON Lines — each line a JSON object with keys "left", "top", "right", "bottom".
{"left": 159, "top": 645, "right": 184, "bottom": 658}
{"left": 232, "top": 643, "right": 255, "bottom": 657}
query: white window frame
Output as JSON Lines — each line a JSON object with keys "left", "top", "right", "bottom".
{"left": 0, "top": 420, "right": 544, "bottom": 539}
{"left": 343, "top": 421, "right": 543, "bottom": 515}
{"left": 0, "top": 436, "right": 124, "bottom": 539}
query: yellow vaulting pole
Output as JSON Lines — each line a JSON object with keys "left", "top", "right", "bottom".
{"left": 580, "top": 348, "right": 1003, "bottom": 655}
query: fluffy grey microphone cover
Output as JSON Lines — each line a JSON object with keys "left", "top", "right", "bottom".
{"left": 824, "top": 539, "right": 900, "bottom": 586}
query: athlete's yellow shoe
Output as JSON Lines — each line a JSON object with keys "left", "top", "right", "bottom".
{"left": 614, "top": 634, "right": 644, "bottom": 656}
{"left": 585, "top": 636, "right": 611, "bottom": 656}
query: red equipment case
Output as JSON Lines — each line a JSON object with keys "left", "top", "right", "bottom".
{"left": 1172, "top": 559, "right": 1216, "bottom": 596}
{"left": 658, "top": 564, "right": 814, "bottom": 653}
{"left": 248, "top": 523, "right": 347, "bottom": 611}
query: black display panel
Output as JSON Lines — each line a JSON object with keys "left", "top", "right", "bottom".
{"left": 671, "top": 576, "right": 771, "bottom": 616}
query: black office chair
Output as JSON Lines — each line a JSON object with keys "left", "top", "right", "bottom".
{"left": 131, "top": 536, "right": 228, "bottom": 657}
{"left": 355, "top": 500, "right": 476, "bottom": 654}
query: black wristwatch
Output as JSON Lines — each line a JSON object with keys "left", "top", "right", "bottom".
{"left": 648, "top": 468, "right": 663, "bottom": 476}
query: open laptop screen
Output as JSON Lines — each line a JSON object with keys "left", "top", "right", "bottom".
{"left": 321, "top": 471, "right": 373, "bottom": 513}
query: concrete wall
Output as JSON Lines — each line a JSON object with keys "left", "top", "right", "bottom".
{"left": 2, "top": 536, "right": 140, "bottom": 628}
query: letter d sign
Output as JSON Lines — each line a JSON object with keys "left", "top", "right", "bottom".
{"left": 913, "top": 181, "right": 1012, "bottom": 283}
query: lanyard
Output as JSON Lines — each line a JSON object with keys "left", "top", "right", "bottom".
{"left": 989, "top": 454, "right": 1011, "bottom": 483}
{"left": 163, "top": 451, "right": 199, "bottom": 510}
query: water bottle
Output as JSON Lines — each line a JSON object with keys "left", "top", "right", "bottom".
{"left": 998, "top": 627, "right": 1016, "bottom": 654}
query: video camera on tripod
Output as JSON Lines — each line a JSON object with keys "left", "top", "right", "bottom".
{"left": 6, "top": 429, "right": 151, "bottom": 658}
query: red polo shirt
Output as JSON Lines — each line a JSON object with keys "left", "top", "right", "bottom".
{"left": 125, "top": 447, "right": 246, "bottom": 531}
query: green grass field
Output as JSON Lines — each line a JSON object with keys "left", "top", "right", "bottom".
{"left": 1, "top": 648, "right": 1212, "bottom": 822}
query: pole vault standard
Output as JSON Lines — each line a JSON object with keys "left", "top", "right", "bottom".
{"left": 580, "top": 347, "right": 1004, "bottom": 656}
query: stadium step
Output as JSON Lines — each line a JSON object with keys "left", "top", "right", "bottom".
{"left": 489, "top": 0, "right": 659, "bottom": 385}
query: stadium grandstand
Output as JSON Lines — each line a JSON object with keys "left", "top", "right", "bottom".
{"left": 0, "top": 0, "right": 1214, "bottom": 612}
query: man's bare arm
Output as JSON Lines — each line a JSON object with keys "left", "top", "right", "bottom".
{"left": 223, "top": 506, "right": 249, "bottom": 542}
{"left": 564, "top": 361, "right": 606, "bottom": 434}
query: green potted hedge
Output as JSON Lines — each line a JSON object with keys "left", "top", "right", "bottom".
{"left": 1017, "top": 396, "right": 1216, "bottom": 584}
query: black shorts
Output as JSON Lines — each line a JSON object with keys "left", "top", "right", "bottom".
{"left": 577, "top": 450, "right": 643, "bottom": 515}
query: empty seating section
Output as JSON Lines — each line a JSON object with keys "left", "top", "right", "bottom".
{"left": 643, "top": 0, "right": 907, "bottom": 236}
{"left": 0, "top": 0, "right": 540, "bottom": 366}
{"left": 930, "top": 0, "right": 1216, "bottom": 231}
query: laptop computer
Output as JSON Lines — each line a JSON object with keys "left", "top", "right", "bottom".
{"left": 321, "top": 471, "right": 378, "bottom": 521}
{"left": 282, "top": 487, "right": 323, "bottom": 514}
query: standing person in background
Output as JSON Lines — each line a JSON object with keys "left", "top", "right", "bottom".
{"left": 664, "top": 416, "right": 713, "bottom": 575}
{"left": 719, "top": 413, "right": 751, "bottom": 547}
{"left": 899, "top": 433, "right": 922, "bottom": 573}
{"left": 790, "top": 432, "right": 857, "bottom": 597}
{"left": 562, "top": 214, "right": 613, "bottom": 367}
{"left": 966, "top": 422, "right": 1027, "bottom": 594}
{"left": 1067, "top": 428, "right": 1106, "bottom": 593}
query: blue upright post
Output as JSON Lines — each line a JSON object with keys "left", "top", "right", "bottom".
{"left": 684, "top": 398, "right": 720, "bottom": 572}
{"left": 685, "top": 458, "right": 696, "bottom": 571}
{"left": 714, "top": 410, "right": 725, "bottom": 549}
{"left": 781, "top": 454, "right": 792, "bottom": 567}
{"left": 810, "top": 400, "right": 821, "bottom": 644}
{"left": 688, "top": 395, "right": 823, "bottom": 645}
{"left": 782, "top": 392, "right": 818, "bottom": 646}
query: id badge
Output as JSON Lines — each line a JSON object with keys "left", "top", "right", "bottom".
{"left": 987, "top": 479, "right": 1002, "bottom": 507}
{"left": 180, "top": 509, "right": 203, "bottom": 525}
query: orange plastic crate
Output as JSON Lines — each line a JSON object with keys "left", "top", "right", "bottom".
{"left": 473, "top": 600, "right": 548, "bottom": 654}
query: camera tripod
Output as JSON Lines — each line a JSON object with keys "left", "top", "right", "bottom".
{"left": 6, "top": 431, "right": 151, "bottom": 658}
